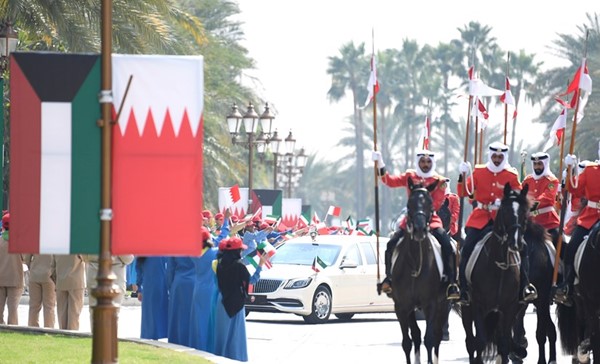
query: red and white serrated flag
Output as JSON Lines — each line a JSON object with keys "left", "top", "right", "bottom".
{"left": 472, "top": 98, "right": 489, "bottom": 120}
{"left": 327, "top": 205, "right": 341, "bottom": 217}
{"left": 563, "top": 58, "right": 593, "bottom": 95}
{"left": 418, "top": 116, "right": 430, "bottom": 149}
{"left": 229, "top": 184, "right": 241, "bottom": 204}
{"left": 499, "top": 76, "right": 515, "bottom": 105}
{"left": 543, "top": 108, "right": 567, "bottom": 151}
{"left": 362, "top": 54, "right": 380, "bottom": 108}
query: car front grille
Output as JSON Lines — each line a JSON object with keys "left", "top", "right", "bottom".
{"left": 252, "top": 279, "right": 283, "bottom": 293}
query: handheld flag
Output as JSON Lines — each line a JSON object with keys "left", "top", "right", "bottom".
{"left": 327, "top": 205, "right": 341, "bottom": 217}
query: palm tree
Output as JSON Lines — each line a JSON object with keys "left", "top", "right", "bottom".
{"left": 506, "top": 50, "right": 543, "bottom": 164}
{"left": 1, "top": 0, "right": 205, "bottom": 53}
{"left": 327, "top": 41, "right": 370, "bottom": 218}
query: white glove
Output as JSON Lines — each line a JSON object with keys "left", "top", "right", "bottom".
{"left": 458, "top": 161, "right": 471, "bottom": 174}
{"left": 564, "top": 154, "right": 577, "bottom": 167}
{"left": 371, "top": 150, "right": 381, "bottom": 162}
{"left": 562, "top": 169, "right": 567, "bottom": 180}
{"left": 371, "top": 151, "right": 385, "bottom": 168}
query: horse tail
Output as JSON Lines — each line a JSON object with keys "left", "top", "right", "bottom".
{"left": 556, "top": 303, "right": 579, "bottom": 355}
{"left": 482, "top": 310, "right": 500, "bottom": 361}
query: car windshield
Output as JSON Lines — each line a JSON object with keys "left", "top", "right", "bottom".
{"left": 271, "top": 243, "right": 341, "bottom": 266}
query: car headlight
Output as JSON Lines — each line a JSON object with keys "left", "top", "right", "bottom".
{"left": 284, "top": 277, "right": 313, "bottom": 289}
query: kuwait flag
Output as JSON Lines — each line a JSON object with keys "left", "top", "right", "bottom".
{"left": 9, "top": 53, "right": 101, "bottom": 254}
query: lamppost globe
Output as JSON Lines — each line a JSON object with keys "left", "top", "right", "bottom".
{"left": 242, "top": 102, "right": 259, "bottom": 134}
{"left": 226, "top": 103, "right": 243, "bottom": 136}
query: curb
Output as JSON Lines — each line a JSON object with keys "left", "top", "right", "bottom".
{"left": 0, "top": 324, "right": 241, "bottom": 363}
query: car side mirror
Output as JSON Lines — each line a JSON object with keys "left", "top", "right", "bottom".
{"left": 339, "top": 259, "right": 358, "bottom": 269}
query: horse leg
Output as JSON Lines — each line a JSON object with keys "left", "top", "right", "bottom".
{"left": 423, "top": 304, "right": 444, "bottom": 364}
{"left": 461, "top": 305, "right": 477, "bottom": 363}
{"left": 409, "top": 310, "right": 422, "bottom": 363}
{"left": 397, "top": 309, "right": 413, "bottom": 364}
{"left": 472, "top": 310, "right": 487, "bottom": 364}
{"left": 510, "top": 305, "right": 527, "bottom": 363}
{"left": 535, "top": 301, "right": 554, "bottom": 364}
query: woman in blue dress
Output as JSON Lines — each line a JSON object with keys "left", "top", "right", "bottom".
{"left": 166, "top": 255, "right": 195, "bottom": 346}
{"left": 208, "top": 237, "right": 266, "bottom": 362}
{"left": 189, "top": 217, "right": 229, "bottom": 351}
{"left": 135, "top": 256, "right": 168, "bottom": 339}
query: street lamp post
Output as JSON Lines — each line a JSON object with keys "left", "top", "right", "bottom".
{"left": 0, "top": 21, "right": 18, "bottom": 210}
{"left": 277, "top": 141, "right": 307, "bottom": 198}
{"left": 226, "top": 102, "right": 275, "bottom": 196}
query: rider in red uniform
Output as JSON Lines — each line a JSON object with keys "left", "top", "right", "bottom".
{"left": 522, "top": 152, "right": 560, "bottom": 243}
{"left": 554, "top": 155, "right": 600, "bottom": 306}
{"left": 457, "top": 142, "right": 537, "bottom": 305}
{"left": 372, "top": 149, "right": 460, "bottom": 301}
{"left": 443, "top": 179, "right": 461, "bottom": 239}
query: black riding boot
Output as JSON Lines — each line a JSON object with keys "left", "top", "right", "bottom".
{"left": 554, "top": 264, "right": 575, "bottom": 306}
{"left": 445, "top": 250, "right": 460, "bottom": 301}
{"left": 378, "top": 230, "right": 402, "bottom": 296}
{"left": 519, "top": 246, "right": 537, "bottom": 303}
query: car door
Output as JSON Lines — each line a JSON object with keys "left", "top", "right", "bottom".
{"left": 331, "top": 243, "right": 366, "bottom": 308}
{"left": 361, "top": 241, "right": 394, "bottom": 309}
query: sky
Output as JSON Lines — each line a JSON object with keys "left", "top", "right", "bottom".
{"left": 234, "top": 1, "right": 597, "bottom": 164}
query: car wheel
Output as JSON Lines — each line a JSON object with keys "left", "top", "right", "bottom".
{"left": 303, "top": 286, "right": 332, "bottom": 324}
{"left": 334, "top": 313, "right": 354, "bottom": 321}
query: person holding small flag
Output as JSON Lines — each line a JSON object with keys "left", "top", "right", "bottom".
{"left": 457, "top": 141, "right": 537, "bottom": 305}
{"left": 372, "top": 149, "right": 460, "bottom": 301}
{"left": 208, "top": 237, "right": 268, "bottom": 362}
{"left": 554, "top": 155, "right": 600, "bottom": 306}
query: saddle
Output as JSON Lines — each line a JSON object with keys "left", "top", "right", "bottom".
{"left": 574, "top": 220, "right": 600, "bottom": 283}
{"left": 391, "top": 233, "right": 445, "bottom": 281}
{"left": 465, "top": 232, "right": 493, "bottom": 284}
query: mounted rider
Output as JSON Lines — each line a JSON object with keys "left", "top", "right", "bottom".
{"left": 457, "top": 141, "right": 537, "bottom": 305}
{"left": 554, "top": 155, "right": 600, "bottom": 306}
{"left": 372, "top": 149, "right": 460, "bottom": 301}
{"left": 522, "top": 152, "right": 560, "bottom": 243}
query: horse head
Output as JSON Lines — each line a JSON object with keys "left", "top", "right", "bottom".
{"left": 406, "top": 177, "right": 437, "bottom": 242}
{"left": 494, "top": 183, "right": 529, "bottom": 251}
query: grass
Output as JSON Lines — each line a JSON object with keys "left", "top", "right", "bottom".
{"left": 0, "top": 331, "right": 213, "bottom": 363}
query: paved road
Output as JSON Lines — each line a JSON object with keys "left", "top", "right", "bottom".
{"left": 12, "top": 299, "right": 579, "bottom": 363}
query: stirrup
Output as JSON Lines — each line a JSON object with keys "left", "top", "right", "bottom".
{"left": 521, "top": 284, "right": 538, "bottom": 303}
{"left": 553, "top": 285, "right": 572, "bottom": 307}
{"left": 446, "top": 283, "right": 460, "bottom": 301}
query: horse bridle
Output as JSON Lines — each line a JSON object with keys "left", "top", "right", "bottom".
{"left": 491, "top": 196, "right": 525, "bottom": 270}
{"left": 405, "top": 187, "right": 433, "bottom": 277}
{"left": 405, "top": 188, "right": 433, "bottom": 241}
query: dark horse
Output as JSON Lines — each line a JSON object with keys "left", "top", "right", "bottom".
{"left": 391, "top": 178, "right": 449, "bottom": 364}
{"left": 512, "top": 220, "right": 558, "bottom": 364}
{"left": 557, "top": 222, "right": 600, "bottom": 363}
{"left": 461, "top": 183, "right": 529, "bottom": 364}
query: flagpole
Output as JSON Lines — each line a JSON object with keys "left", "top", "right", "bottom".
{"left": 458, "top": 82, "right": 474, "bottom": 270}
{"left": 92, "top": 0, "right": 119, "bottom": 362}
{"left": 366, "top": 29, "right": 383, "bottom": 292}
{"left": 474, "top": 114, "right": 479, "bottom": 167}
{"left": 553, "top": 31, "right": 589, "bottom": 287}
{"left": 504, "top": 52, "right": 510, "bottom": 144}
{"left": 479, "top": 129, "right": 484, "bottom": 164}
